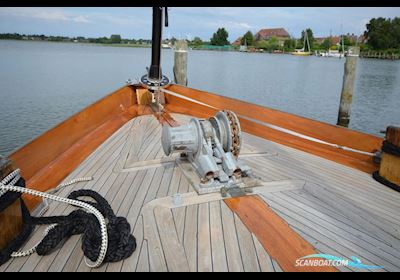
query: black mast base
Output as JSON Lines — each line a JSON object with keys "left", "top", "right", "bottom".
{"left": 140, "top": 74, "right": 170, "bottom": 91}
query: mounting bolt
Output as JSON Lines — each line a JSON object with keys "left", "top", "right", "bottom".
{"left": 220, "top": 187, "right": 228, "bottom": 198}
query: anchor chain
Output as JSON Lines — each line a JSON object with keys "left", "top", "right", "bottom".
{"left": 223, "top": 110, "right": 242, "bottom": 158}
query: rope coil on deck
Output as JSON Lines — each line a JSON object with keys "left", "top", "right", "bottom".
{"left": 0, "top": 169, "right": 136, "bottom": 268}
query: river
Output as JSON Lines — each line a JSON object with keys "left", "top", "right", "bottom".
{"left": 0, "top": 40, "right": 399, "bottom": 155}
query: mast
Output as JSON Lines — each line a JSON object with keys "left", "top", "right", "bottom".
{"left": 149, "top": 7, "right": 163, "bottom": 81}
{"left": 341, "top": 34, "right": 345, "bottom": 57}
{"left": 306, "top": 30, "right": 311, "bottom": 52}
{"left": 141, "top": 7, "right": 170, "bottom": 90}
{"left": 340, "top": 22, "right": 344, "bottom": 57}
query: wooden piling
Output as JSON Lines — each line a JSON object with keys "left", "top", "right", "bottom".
{"left": 173, "top": 40, "right": 188, "bottom": 86}
{"left": 337, "top": 46, "right": 360, "bottom": 127}
{"left": 0, "top": 156, "right": 23, "bottom": 252}
{"left": 374, "top": 126, "right": 400, "bottom": 191}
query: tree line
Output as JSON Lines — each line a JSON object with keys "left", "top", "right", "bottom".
{"left": 1, "top": 17, "right": 398, "bottom": 53}
{"left": 0, "top": 33, "right": 153, "bottom": 45}
{"left": 203, "top": 17, "right": 399, "bottom": 53}
{"left": 364, "top": 17, "right": 400, "bottom": 51}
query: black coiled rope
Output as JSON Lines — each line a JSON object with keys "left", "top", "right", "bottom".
{"left": 0, "top": 178, "right": 136, "bottom": 266}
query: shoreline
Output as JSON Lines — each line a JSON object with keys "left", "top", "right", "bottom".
{"left": 1, "top": 39, "right": 399, "bottom": 60}
{"left": 0, "top": 38, "right": 152, "bottom": 48}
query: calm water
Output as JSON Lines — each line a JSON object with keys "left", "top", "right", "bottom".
{"left": 1, "top": 40, "right": 399, "bottom": 155}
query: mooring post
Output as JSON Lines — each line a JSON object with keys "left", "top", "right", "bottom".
{"left": 337, "top": 46, "right": 360, "bottom": 127}
{"left": 373, "top": 126, "right": 400, "bottom": 191}
{"left": 173, "top": 39, "right": 188, "bottom": 86}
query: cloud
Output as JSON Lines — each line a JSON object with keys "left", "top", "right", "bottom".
{"left": 1, "top": 7, "right": 399, "bottom": 40}
{"left": 71, "top": 15, "right": 91, "bottom": 23}
{"left": 207, "top": 20, "right": 252, "bottom": 30}
{"left": 0, "top": 7, "right": 91, "bottom": 23}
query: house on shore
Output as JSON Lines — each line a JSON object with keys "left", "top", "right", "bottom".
{"left": 315, "top": 36, "right": 341, "bottom": 45}
{"left": 254, "top": 28, "right": 290, "bottom": 46}
{"left": 315, "top": 34, "right": 361, "bottom": 47}
{"left": 232, "top": 37, "right": 242, "bottom": 47}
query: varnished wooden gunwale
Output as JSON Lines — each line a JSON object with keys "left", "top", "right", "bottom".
{"left": 6, "top": 83, "right": 384, "bottom": 210}
{"left": 163, "top": 84, "right": 383, "bottom": 173}
{"left": 9, "top": 86, "right": 136, "bottom": 181}
{"left": 9, "top": 86, "right": 138, "bottom": 210}
{"left": 165, "top": 84, "right": 382, "bottom": 153}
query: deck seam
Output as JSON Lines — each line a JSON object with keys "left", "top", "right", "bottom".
{"left": 261, "top": 194, "right": 396, "bottom": 271}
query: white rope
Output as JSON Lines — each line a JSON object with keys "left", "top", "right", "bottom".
{"left": 35, "top": 176, "right": 94, "bottom": 217}
{"left": 160, "top": 88, "right": 377, "bottom": 157}
{"left": 10, "top": 224, "right": 57, "bottom": 258}
{"left": 0, "top": 169, "right": 107, "bottom": 268}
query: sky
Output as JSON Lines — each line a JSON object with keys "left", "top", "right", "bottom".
{"left": 0, "top": 7, "right": 399, "bottom": 41}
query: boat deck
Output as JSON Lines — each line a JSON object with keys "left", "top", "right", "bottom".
{"left": 1, "top": 113, "right": 400, "bottom": 272}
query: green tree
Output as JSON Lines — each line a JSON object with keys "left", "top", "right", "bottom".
{"left": 170, "top": 37, "right": 177, "bottom": 45}
{"left": 364, "top": 17, "right": 400, "bottom": 50}
{"left": 338, "top": 36, "right": 353, "bottom": 52}
{"left": 256, "top": 37, "right": 280, "bottom": 52}
{"left": 210, "top": 28, "right": 229, "bottom": 46}
{"left": 321, "top": 37, "right": 333, "bottom": 50}
{"left": 240, "top": 31, "right": 254, "bottom": 46}
{"left": 267, "top": 36, "right": 280, "bottom": 50}
{"left": 283, "top": 38, "right": 296, "bottom": 51}
{"left": 256, "top": 40, "right": 269, "bottom": 49}
{"left": 0, "top": 33, "right": 23, "bottom": 40}
{"left": 98, "top": 37, "right": 110, "bottom": 44}
{"left": 393, "top": 18, "right": 400, "bottom": 47}
{"left": 192, "top": 37, "right": 203, "bottom": 47}
{"left": 339, "top": 36, "right": 352, "bottom": 46}
{"left": 110, "top": 34, "right": 122, "bottom": 44}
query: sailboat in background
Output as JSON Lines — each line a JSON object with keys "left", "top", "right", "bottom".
{"left": 291, "top": 29, "right": 312, "bottom": 56}
{"left": 319, "top": 23, "right": 346, "bottom": 58}
{"left": 239, "top": 37, "right": 247, "bottom": 52}
{"left": 319, "top": 34, "right": 345, "bottom": 58}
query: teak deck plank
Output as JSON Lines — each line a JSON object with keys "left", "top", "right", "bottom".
{"left": 183, "top": 204, "right": 198, "bottom": 272}
{"left": 209, "top": 201, "right": 229, "bottom": 272}
{"left": 267, "top": 192, "right": 400, "bottom": 268}
{"left": 2, "top": 113, "right": 400, "bottom": 272}
{"left": 233, "top": 213, "right": 261, "bottom": 272}
{"left": 252, "top": 235, "right": 275, "bottom": 272}
{"left": 251, "top": 155, "right": 400, "bottom": 226}
{"left": 286, "top": 191, "right": 400, "bottom": 251}
{"left": 226, "top": 195, "right": 338, "bottom": 272}
{"left": 220, "top": 202, "right": 244, "bottom": 272}
{"left": 197, "top": 203, "right": 212, "bottom": 272}
{"left": 260, "top": 194, "right": 393, "bottom": 272}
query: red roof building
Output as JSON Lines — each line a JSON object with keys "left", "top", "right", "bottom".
{"left": 254, "top": 28, "right": 290, "bottom": 41}
{"left": 232, "top": 37, "right": 242, "bottom": 46}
